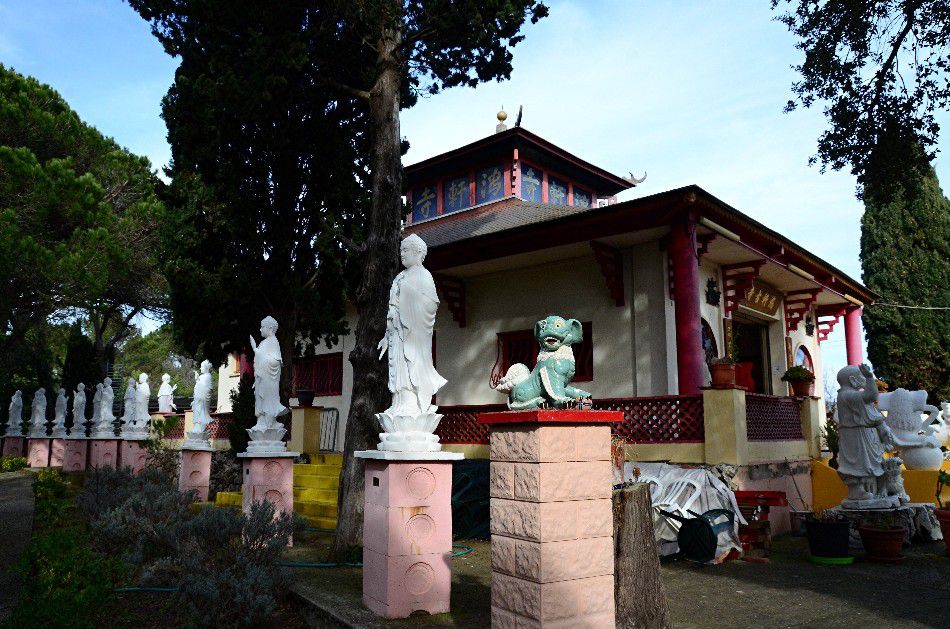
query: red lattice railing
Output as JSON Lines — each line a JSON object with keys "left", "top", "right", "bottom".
{"left": 434, "top": 395, "right": 705, "bottom": 445}
{"left": 163, "top": 413, "right": 233, "bottom": 440}
{"left": 594, "top": 395, "right": 705, "bottom": 443}
{"left": 745, "top": 393, "right": 803, "bottom": 441}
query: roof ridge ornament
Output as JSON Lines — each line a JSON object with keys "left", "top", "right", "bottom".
{"left": 624, "top": 171, "right": 647, "bottom": 186}
{"left": 496, "top": 107, "right": 508, "bottom": 133}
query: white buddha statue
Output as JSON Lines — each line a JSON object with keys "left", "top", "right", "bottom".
{"left": 183, "top": 360, "right": 214, "bottom": 450}
{"left": 51, "top": 389, "right": 67, "bottom": 438}
{"left": 6, "top": 390, "right": 23, "bottom": 437}
{"left": 246, "top": 316, "right": 290, "bottom": 453}
{"left": 157, "top": 374, "right": 177, "bottom": 413}
{"left": 28, "top": 388, "right": 47, "bottom": 437}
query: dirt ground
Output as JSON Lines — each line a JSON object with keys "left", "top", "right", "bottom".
{"left": 288, "top": 533, "right": 949, "bottom": 628}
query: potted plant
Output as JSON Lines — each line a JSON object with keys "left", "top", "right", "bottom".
{"left": 858, "top": 512, "right": 907, "bottom": 563}
{"left": 781, "top": 365, "right": 815, "bottom": 397}
{"left": 805, "top": 511, "right": 852, "bottom": 564}
{"left": 294, "top": 389, "right": 315, "bottom": 407}
{"left": 710, "top": 333, "right": 737, "bottom": 388}
{"left": 936, "top": 470, "right": 950, "bottom": 557}
{"left": 820, "top": 418, "right": 840, "bottom": 469}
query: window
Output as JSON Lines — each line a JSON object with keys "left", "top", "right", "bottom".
{"left": 494, "top": 322, "right": 593, "bottom": 383}
{"left": 573, "top": 187, "right": 591, "bottom": 208}
{"left": 294, "top": 353, "right": 343, "bottom": 397}
{"left": 412, "top": 185, "right": 437, "bottom": 221}
{"left": 443, "top": 174, "right": 471, "bottom": 213}
{"left": 476, "top": 165, "right": 505, "bottom": 203}
{"left": 521, "top": 165, "right": 543, "bottom": 203}
{"left": 548, "top": 177, "right": 568, "bottom": 205}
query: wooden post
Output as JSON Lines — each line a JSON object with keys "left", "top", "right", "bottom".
{"left": 613, "top": 484, "right": 672, "bottom": 629}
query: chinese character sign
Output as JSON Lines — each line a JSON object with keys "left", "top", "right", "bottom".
{"left": 476, "top": 165, "right": 504, "bottom": 203}
{"left": 521, "top": 165, "right": 543, "bottom": 203}
{"left": 573, "top": 188, "right": 591, "bottom": 208}
{"left": 412, "top": 186, "right": 437, "bottom": 221}
{"left": 548, "top": 177, "right": 568, "bottom": 205}
{"left": 443, "top": 175, "right": 471, "bottom": 214}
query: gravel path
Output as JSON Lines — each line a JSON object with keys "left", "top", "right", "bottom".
{"left": 0, "top": 475, "right": 34, "bottom": 622}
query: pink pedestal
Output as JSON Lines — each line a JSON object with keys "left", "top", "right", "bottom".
{"left": 50, "top": 438, "right": 66, "bottom": 467}
{"left": 361, "top": 459, "right": 454, "bottom": 619}
{"left": 119, "top": 441, "right": 147, "bottom": 475}
{"left": 2, "top": 437, "right": 25, "bottom": 457}
{"left": 239, "top": 454, "right": 295, "bottom": 517}
{"left": 480, "top": 410, "right": 621, "bottom": 628}
{"left": 90, "top": 439, "right": 119, "bottom": 469}
{"left": 27, "top": 438, "right": 51, "bottom": 468}
{"left": 179, "top": 449, "right": 212, "bottom": 501}
{"left": 63, "top": 440, "right": 88, "bottom": 472}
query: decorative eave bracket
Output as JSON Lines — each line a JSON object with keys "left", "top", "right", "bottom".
{"left": 590, "top": 240, "right": 625, "bottom": 307}
{"left": 433, "top": 273, "right": 466, "bottom": 328}
{"left": 784, "top": 289, "right": 822, "bottom": 334}
{"left": 721, "top": 260, "right": 766, "bottom": 317}
{"left": 696, "top": 233, "right": 717, "bottom": 260}
{"left": 815, "top": 305, "right": 847, "bottom": 343}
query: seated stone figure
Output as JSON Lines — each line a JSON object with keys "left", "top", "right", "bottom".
{"left": 493, "top": 315, "right": 591, "bottom": 410}
{"left": 878, "top": 388, "right": 943, "bottom": 470}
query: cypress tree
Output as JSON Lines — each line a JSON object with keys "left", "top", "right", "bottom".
{"left": 861, "top": 162, "right": 950, "bottom": 400}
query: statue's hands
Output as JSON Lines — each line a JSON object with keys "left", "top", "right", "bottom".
{"left": 377, "top": 336, "right": 388, "bottom": 360}
{"left": 859, "top": 363, "right": 873, "bottom": 378}
{"left": 249, "top": 335, "right": 257, "bottom": 352}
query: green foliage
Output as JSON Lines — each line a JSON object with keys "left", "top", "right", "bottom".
{"left": 861, "top": 164, "right": 950, "bottom": 400}
{"left": 7, "top": 529, "right": 121, "bottom": 629}
{"left": 209, "top": 450, "right": 242, "bottom": 501}
{"left": 774, "top": 1, "right": 950, "bottom": 192}
{"left": 60, "top": 323, "right": 99, "bottom": 423}
{"left": 821, "top": 418, "right": 840, "bottom": 453}
{"left": 32, "top": 467, "right": 71, "bottom": 527}
{"left": 781, "top": 365, "right": 815, "bottom": 382}
{"left": 0, "top": 454, "right": 27, "bottom": 472}
{"left": 227, "top": 374, "right": 256, "bottom": 455}
{"left": 115, "top": 324, "right": 200, "bottom": 398}
{"left": 937, "top": 470, "right": 950, "bottom": 509}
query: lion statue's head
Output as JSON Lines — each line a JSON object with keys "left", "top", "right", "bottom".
{"left": 533, "top": 316, "right": 583, "bottom": 352}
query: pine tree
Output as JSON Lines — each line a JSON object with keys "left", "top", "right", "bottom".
{"left": 862, "top": 162, "right": 950, "bottom": 400}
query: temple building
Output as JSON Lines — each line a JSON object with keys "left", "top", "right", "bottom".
{"left": 216, "top": 113, "right": 875, "bottom": 525}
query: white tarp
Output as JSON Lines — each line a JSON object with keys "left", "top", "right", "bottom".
{"left": 623, "top": 461, "right": 747, "bottom": 561}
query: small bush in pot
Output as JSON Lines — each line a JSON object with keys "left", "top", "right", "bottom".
{"left": 858, "top": 512, "right": 906, "bottom": 563}
{"left": 781, "top": 365, "right": 815, "bottom": 397}
{"left": 805, "top": 511, "right": 852, "bottom": 564}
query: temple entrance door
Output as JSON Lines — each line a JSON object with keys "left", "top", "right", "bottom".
{"left": 732, "top": 315, "right": 772, "bottom": 394}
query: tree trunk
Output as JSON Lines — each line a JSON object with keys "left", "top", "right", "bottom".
{"left": 330, "top": 15, "right": 404, "bottom": 560}
{"left": 614, "top": 484, "right": 672, "bottom": 629}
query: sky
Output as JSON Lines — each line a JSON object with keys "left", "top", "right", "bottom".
{"left": 2, "top": 0, "right": 947, "bottom": 388}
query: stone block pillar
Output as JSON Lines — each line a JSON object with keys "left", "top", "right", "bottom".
{"left": 50, "top": 438, "right": 66, "bottom": 467}
{"left": 119, "top": 440, "right": 148, "bottom": 475}
{"left": 480, "top": 409, "right": 621, "bottom": 628}
{"left": 27, "top": 438, "right": 51, "bottom": 468}
{"left": 63, "top": 439, "right": 89, "bottom": 472}
{"left": 237, "top": 452, "right": 297, "bottom": 518}
{"left": 2, "top": 437, "right": 25, "bottom": 457}
{"left": 289, "top": 406, "right": 322, "bottom": 457}
{"left": 179, "top": 448, "right": 213, "bottom": 501}
{"left": 702, "top": 388, "right": 748, "bottom": 465}
{"left": 355, "top": 452, "right": 462, "bottom": 619}
{"left": 800, "top": 396, "right": 824, "bottom": 459}
{"left": 90, "top": 439, "right": 119, "bottom": 469}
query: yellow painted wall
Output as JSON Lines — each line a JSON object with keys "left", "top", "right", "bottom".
{"left": 811, "top": 457, "right": 948, "bottom": 513}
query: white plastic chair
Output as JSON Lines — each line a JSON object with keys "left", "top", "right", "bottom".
{"left": 637, "top": 475, "right": 664, "bottom": 501}
{"left": 654, "top": 478, "right": 701, "bottom": 518}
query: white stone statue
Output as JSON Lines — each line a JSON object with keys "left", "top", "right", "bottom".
{"left": 246, "top": 316, "right": 289, "bottom": 453}
{"left": 835, "top": 364, "right": 901, "bottom": 509}
{"left": 935, "top": 401, "right": 950, "bottom": 448}
{"left": 124, "top": 373, "right": 151, "bottom": 440}
{"left": 92, "top": 378, "right": 116, "bottom": 438}
{"left": 374, "top": 234, "right": 447, "bottom": 452}
{"left": 28, "top": 388, "right": 47, "bottom": 437}
{"left": 120, "top": 377, "right": 136, "bottom": 425}
{"left": 71, "top": 383, "right": 87, "bottom": 435}
{"left": 6, "top": 390, "right": 23, "bottom": 437}
{"left": 183, "top": 359, "right": 214, "bottom": 449}
{"left": 157, "top": 373, "right": 177, "bottom": 413}
{"left": 92, "top": 383, "right": 103, "bottom": 428}
{"left": 878, "top": 388, "right": 943, "bottom": 470}
{"left": 51, "top": 388, "right": 67, "bottom": 438}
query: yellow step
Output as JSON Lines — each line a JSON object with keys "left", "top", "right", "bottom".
{"left": 296, "top": 501, "right": 339, "bottom": 518}
{"left": 302, "top": 515, "right": 338, "bottom": 530}
{"left": 294, "top": 464, "right": 341, "bottom": 477}
{"left": 214, "top": 491, "right": 243, "bottom": 508}
{"left": 293, "top": 487, "right": 338, "bottom": 503}
{"left": 295, "top": 474, "right": 339, "bottom": 490}
{"left": 311, "top": 453, "right": 343, "bottom": 466}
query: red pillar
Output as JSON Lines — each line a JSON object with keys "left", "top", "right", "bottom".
{"left": 670, "top": 215, "right": 704, "bottom": 395}
{"left": 844, "top": 307, "right": 863, "bottom": 365}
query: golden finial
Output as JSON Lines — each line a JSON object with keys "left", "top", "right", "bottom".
{"left": 497, "top": 108, "right": 508, "bottom": 122}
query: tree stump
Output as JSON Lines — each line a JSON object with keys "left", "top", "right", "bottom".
{"left": 614, "top": 484, "right": 672, "bottom": 629}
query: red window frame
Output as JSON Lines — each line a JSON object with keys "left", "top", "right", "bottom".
{"left": 495, "top": 322, "right": 593, "bottom": 383}
{"left": 293, "top": 352, "right": 344, "bottom": 397}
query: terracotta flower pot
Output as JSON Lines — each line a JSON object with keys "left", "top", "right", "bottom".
{"left": 858, "top": 525, "right": 906, "bottom": 563}
{"left": 789, "top": 380, "right": 812, "bottom": 397}
{"left": 710, "top": 363, "right": 736, "bottom": 388}
{"left": 936, "top": 509, "right": 950, "bottom": 558}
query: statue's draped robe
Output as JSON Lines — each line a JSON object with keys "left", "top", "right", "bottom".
{"left": 100, "top": 386, "right": 115, "bottom": 423}
{"left": 54, "top": 394, "right": 67, "bottom": 428}
{"left": 157, "top": 381, "right": 175, "bottom": 412}
{"left": 134, "top": 383, "right": 149, "bottom": 425}
{"left": 386, "top": 265, "right": 447, "bottom": 415}
{"left": 73, "top": 391, "right": 85, "bottom": 424}
{"left": 836, "top": 389, "right": 886, "bottom": 479}
{"left": 31, "top": 394, "right": 46, "bottom": 426}
{"left": 122, "top": 382, "right": 136, "bottom": 422}
{"left": 253, "top": 335, "right": 287, "bottom": 424}
{"left": 193, "top": 373, "right": 213, "bottom": 428}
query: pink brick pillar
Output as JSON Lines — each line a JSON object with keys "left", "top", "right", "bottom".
{"left": 238, "top": 453, "right": 296, "bottom": 518}
{"left": 179, "top": 448, "right": 212, "bottom": 501}
{"left": 359, "top": 458, "right": 457, "bottom": 618}
{"left": 50, "top": 438, "right": 66, "bottom": 467}
{"left": 480, "top": 409, "right": 621, "bottom": 628}
{"left": 27, "top": 438, "right": 51, "bottom": 468}
{"left": 119, "top": 440, "right": 148, "bottom": 475}
{"left": 90, "top": 439, "right": 119, "bottom": 469}
{"left": 2, "top": 437, "right": 25, "bottom": 457}
{"left": 63, "top": 439, "right": 88, "bottom": 472}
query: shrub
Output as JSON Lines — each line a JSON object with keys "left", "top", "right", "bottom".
{"left": 32, "top": 467, "right": 71, "bottom": 527}
{"left": 781, "top": 365, "right": 815, "bottom": 382}
{"left": 0, "top": 454, "right": 28, "bottom": 472}
{"left": 145, "top": 414, "right": 182, "bottom": 477}
{"left": 209, "top": 450, "right": 242, "bottom": 501}
{"left": 227, "top": 374, "right": 255, "bottom": 454}
{"left": 7, "top": 529, "right": 121, "bottom": 629}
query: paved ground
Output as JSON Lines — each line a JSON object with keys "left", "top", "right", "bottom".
{"left": 289, "top": 534, "right": 949, "bottom": 628}
{"left": 0, "top": 474, "right": 33, "bottom": 622}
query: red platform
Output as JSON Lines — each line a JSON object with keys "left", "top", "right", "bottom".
{"left": 478, "top": 409, "right": 623, "bottom": 425}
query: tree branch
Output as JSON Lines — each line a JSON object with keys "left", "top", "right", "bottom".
{"left": 868, "top": 2, "right": 920, "bottom": 119}
{"left": 315, "top": 74, "right": 371, "bottom": 101}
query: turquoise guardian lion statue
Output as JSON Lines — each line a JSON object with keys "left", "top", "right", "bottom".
{"left": 493, "top": 315, "right": 592, "bottom": 410}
